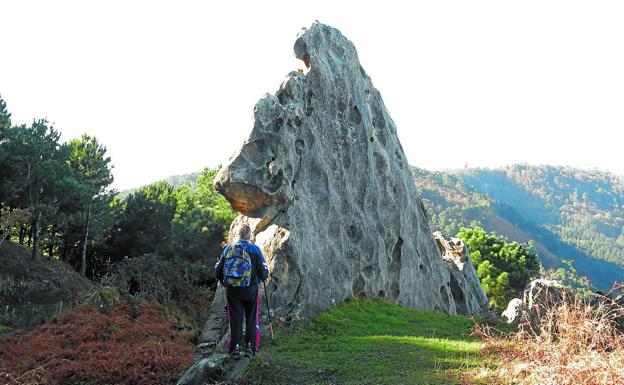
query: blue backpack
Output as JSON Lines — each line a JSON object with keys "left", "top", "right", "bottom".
{"left": 223, "top": 244, "right": 253, "bottom": 287}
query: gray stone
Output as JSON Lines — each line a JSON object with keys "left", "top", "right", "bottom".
{"left": 213, "top": 22, "right": 487, "bottom": 319}
{"left": 433, "top": 232, "right": 488, "bottom": 316}
{"left": 199, "top": 285, "right": 228, "bottom": 345}
{"left": 501, "top": 279, "right": 566, "bottom": 325}
{"left": 523, "top": 279, "right": 565, "bottom": 320}
{"left": 501, "top": 298, "right": 523, "bottom": 324}
{"left": 176, "top": 354, "right": 228, "bottom": 385}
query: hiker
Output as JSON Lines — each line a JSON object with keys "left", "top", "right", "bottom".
{"left": 215, "top": 223, "right": 269, "bottom": 359}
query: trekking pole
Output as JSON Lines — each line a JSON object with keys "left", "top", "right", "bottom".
{"left": 263, "top": 281, "right": 276, "bottom": 344}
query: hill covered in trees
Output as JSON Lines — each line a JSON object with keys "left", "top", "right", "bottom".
{"left": 414, "top": 165, "right": 624, "bottom": 290}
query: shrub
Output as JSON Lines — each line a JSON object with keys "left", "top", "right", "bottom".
{"left": 457, "top": 226, "right": 540, "bottom": 309}
{"left": 473, "top": 284, "right": 624, "bottom": 385}
{"left": 101, "top": 254, "right": 214, "bottom": 302}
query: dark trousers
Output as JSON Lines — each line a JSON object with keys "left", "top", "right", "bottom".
{"left": 225, "top": 285, "right": 259, "bottom": 351}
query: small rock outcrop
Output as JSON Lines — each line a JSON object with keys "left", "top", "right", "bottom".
{"left": 433, "top": 232, "right": 488, "bottom": 315}
{"left": 501, "top": 279, "right": 566, "bottom": 324}
{"left": 213, "top": 22, "right": 487, "bottom": 319}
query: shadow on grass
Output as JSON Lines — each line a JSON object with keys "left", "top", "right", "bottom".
{"left": 240, "top": 300, "right": 498, "bottom": 385}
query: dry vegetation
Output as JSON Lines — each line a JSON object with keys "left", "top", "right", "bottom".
{"left": 0, "top": 301, "right": 193, "bottom": 385}
{"left": 472, "top": 285, "right": 624, "bottom": 385}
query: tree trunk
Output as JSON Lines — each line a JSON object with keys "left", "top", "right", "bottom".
{"left": 80, "top": 206, "right": 91, "bottom": 277}
{"left": 19, "top": 225, "right": 25, "bottom": 244}
{"left": 61, "top": 231, "right": 69, "bottom": 261}
{"left": 27, "top": 225, "right": 33, "bottom": 247}
{"left": 32, "top": 210, "right": 41, "bottom": 261}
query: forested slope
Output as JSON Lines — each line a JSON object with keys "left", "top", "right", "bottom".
{"left": 413, "top": 165, "right": 624, "bottom": 290}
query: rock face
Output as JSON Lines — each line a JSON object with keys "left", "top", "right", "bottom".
{"left": 433, "top": 232, "right": 488, "bottom": 315}
{"left": 214, "top": 22, "right": 486, "bottom": 319}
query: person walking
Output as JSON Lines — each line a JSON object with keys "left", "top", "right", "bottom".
{"left": 215, "top": 223, "right": 269, "bottom": 358}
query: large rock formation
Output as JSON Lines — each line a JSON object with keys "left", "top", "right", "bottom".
{"left": 179, "top": 21, "right": 490, "bottom": 385}
{"left": 213, "top": 22, "right": 486, "bottom": 319}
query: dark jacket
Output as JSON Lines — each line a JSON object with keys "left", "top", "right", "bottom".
{"left": 214, "top": 240, "right": 269, "bottom": 286}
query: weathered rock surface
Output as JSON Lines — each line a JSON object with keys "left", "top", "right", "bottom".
{"left": 433, "top": 232, "right": 488, "bottom": 315}
{"left": 213, "top": 22, "right": 487, "bottom": 319}
{"left": 501, "top": 279, "right": 566, "bottom": 324}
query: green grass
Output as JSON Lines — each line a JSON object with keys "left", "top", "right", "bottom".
{"left": 241, "top": 299, "right": 503, "bottom": 385}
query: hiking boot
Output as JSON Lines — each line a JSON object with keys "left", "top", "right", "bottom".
{"left": 244, "top": 343, "right": 254, "bottom": 358}
{"left": 230, "top": 344, "right": 241, "bottom": 359}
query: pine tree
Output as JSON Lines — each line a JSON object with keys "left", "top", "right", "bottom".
{"left": 67, "top": 134, "right": 114, "bottom": 275}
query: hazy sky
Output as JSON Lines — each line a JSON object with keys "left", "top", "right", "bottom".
{"left": 2, "top": 1, "right": 623, "bottom": 190}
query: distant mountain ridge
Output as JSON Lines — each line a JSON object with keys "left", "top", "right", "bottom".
{"left": 414, "top": 165, "right": 624, "bottom": 290}
{"left": 118, "top": 171, "right": 202, "bottom": 199}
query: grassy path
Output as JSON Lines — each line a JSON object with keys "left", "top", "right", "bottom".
{"left": 241, "top": 300, "right": 501, "bottom": 385}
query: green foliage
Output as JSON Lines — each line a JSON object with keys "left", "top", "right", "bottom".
{"left": 66, "top": 134, "right": 115, "bottom": 275}
{"left": 541, "top": 259, "right": 594, "bottom": 297}
{"left": 415, "top": 165, "right": 624, "bottom": 290}
{"left": 0, "top": 94, "right": 11, "bottom": 132}
{"left": 0, "top": 208, "right": 30, "bottom": 246}
{"left": 0, "top": 94, "right": 236, "bottom": 279}
{"left": 457, "top": 226, "right": 540, "bottom": 309}
{"left": 412, "top": 167, "right": 491, "bottom": 236}
{"left": 170, "top": 168, "right": 237, "bottom": 259}
{"left": 67, "top": 134, "right": 113, "bottom": 198}
{"left": 242, "top": 299, "right": 501, "bottom": 385}
{"left": 0, "top": 118, "right": 74, "bottom": 258}
{"left": 105, "top": 168, "right": 235, "bottom": 263}
{"left": 106, "top": 181, "right": 177, "bottom": 260}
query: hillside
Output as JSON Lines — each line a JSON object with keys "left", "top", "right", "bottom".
{"left": 0, "top": 242, "right": 94, "bottom": 330}
{"left": 118, "top": 171, "right": 202, "bottom": 199}
{"left": 413, "top": 165, "right": 624, "bottom": 290}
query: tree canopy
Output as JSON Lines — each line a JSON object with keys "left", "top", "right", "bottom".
{"left": 0, "top": 94, "right": 236, "bottom": 278}
{"left": 457, "top": 226, "right": 540, "bottom": 309}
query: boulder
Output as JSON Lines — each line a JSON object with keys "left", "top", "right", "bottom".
{"left": 523, "top": 279, "right": 565, "bottom": 312}
{"left": 213, "top": 22, "right": 487, "bottom": 319}
{"left": 177, "top": 354, "right": 229, "bottom": 385}
{"left": 501, "top": 279, "right": 566, "bottom": 324}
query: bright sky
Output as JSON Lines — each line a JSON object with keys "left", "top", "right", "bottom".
{"left": 2, "top": 1, "right": 623, "bottom": 190}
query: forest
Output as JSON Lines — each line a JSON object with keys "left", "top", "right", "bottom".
{"left": 0, "top": 95, "right": 236, "bottom": 279}
{"left": 414, "top": 166, "right": 624, "bottom": 290}
{"left": 0, "top": 97, "right": 620, "bottom": 385}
